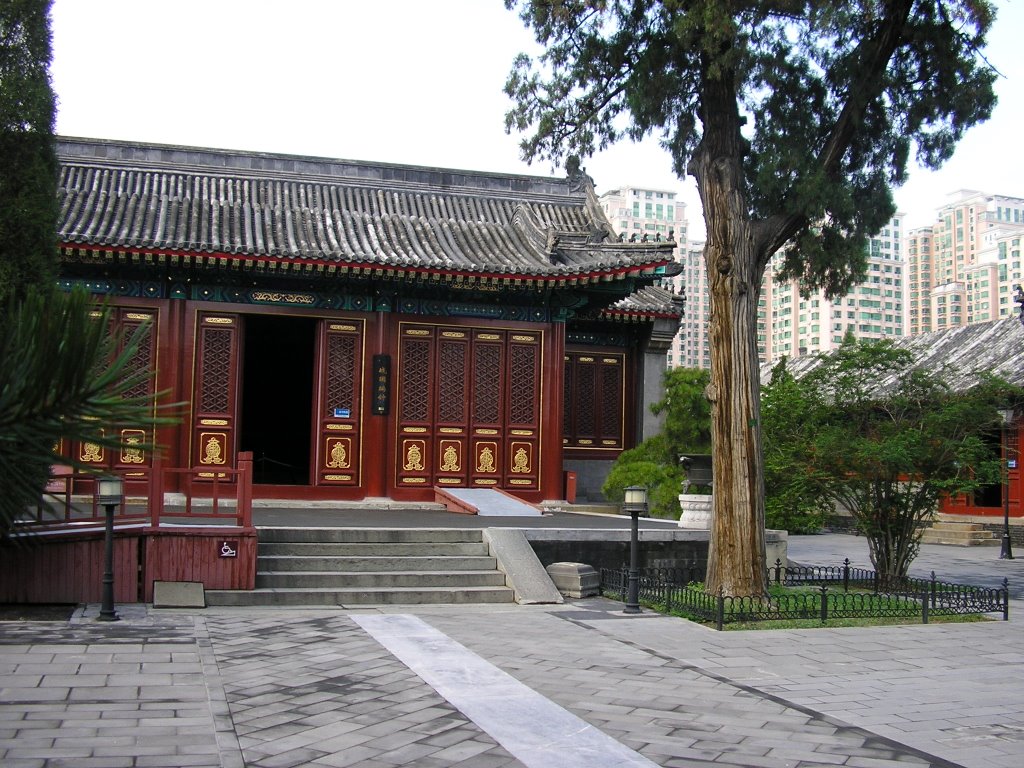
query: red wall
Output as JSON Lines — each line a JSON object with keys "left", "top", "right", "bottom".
{"left": 0, "top": 528, "right": 256, "bottom": 604}
{"left": 941, "top": 421, "right": 1022, "bottom": 517}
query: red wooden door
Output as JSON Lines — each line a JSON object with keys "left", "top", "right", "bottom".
{"left": 394, "top": 323, "right": 542, "bottom": 494}
{"left": 68, "top": 306, "right": 158, "bottom": 478}
{"left": 313, "top": 319, "right": 364, "bottom": 487}
{"left": 191, "top": 312, "right": 241, "bottom": 479}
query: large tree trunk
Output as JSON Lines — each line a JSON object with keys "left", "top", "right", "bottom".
{"left": 690, "top": 52, "right": 769, "bottom": 597}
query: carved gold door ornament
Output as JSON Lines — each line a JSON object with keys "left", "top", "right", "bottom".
{"left": 80, "top": 441, "right": 103, "bottom": 463}
{"left": 439, "top": 443, "right": 460, "bottom": 472}
{"left": 476, "top": 445, "right": 496, "bottom": 473}
{"left": 120, "top": 430, "right": 146, "bottom": 464}
{"left": 325, "top": 438, "right": 351, "bottom": 469}
{"left": 199, "top": 433, "right": 227, "bottom": 465}
{"left": 511, "top": 446, "right": 531, "bottom": 474}
{"left": 403, "top": 440, "right": 425, "bottom": 471}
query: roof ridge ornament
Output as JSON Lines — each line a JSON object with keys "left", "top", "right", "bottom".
{"left": 566, "top": 156, "right": 616, "bottom": 245}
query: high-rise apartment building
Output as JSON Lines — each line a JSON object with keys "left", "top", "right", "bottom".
{"left": 598, "top": 186, "right": 708, "bottom": 369}
{"left": 759, "top": 214, "right": 905, "bottom": 362}
{"left": 906, "top": 190, "right": 1024, "bottom": 334}
{"left": 674, "top": 241, "right": 711, "bottom": 369}
{"left": 598, "top": 185, "right": 687, "bottom": 244}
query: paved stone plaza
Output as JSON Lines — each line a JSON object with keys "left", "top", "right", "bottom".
{"left": 2, "top": 533, "right": 1022, "bottom": 767}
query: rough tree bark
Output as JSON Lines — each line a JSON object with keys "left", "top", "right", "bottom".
{"left": 689, "top": 49, "right": 770, "bottom": 597}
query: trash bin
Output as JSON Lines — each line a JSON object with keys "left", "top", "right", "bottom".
{"left": 564, "top": 471, "right": 577, "bottom": 504}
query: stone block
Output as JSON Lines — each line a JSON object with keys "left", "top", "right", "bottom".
{"left": 152, "top": 581, "right": 205, "bottom": 609}
{"left": 545, "top": 562, "right": 599, "bottom": 598}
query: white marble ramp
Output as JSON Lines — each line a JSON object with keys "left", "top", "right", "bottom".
{"left": 443, "top": 487, "right": 543, "bottom": 516}
{"left": 353, "top": 614, "right": 659, "bottom": 768}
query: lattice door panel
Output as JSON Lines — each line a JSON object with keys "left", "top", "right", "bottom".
{"left": 504, "top": 333, "right": 541, "bottom": 491}
{"left": 435, "top": 333, "right": 469, "bottom": 487}
{"left": 70, "top": 307, "right": 159, "bottom": 475}
{"left": 315, "top": 320, "right": 364, "bottom": 486}
{"left": 563, "top": 350, "right": 626, "bottom": 453}
{"left": 469, "top": 336, "right": 505, "bottom": 488}
{"left": 395, "top": 326, "right": 435, "bottom": 488}
{"left": 191, "top": 313, "right": 241, "bottom": 479}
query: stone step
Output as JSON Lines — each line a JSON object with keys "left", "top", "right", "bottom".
{"left": 928, "top": 522, "right": 990, "bottom": 532}
{"left": 921, "top": 527, "right": 999, "bottom": 546}
{"left": 258, "top": 542, "right": 491, "bottom": 558}
{"left": 205, "top": 585, "right": 515, "bottom": 607}
{"left": 255, "top": 570, "right": 508, "bottom": 589}
{"left": 256, "top": 527, "right": 484, "bottom": 544}
{"left": 258, "top": 555, "right": 498, "bottom": 572}
{"left": 236, "top": 526, "right": 519, "bottom": 606}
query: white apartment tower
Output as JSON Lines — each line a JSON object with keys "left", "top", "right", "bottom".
{"left": 906, "top": 190, "right": 1024, "bottom": 334}
{"left": 760, "top": 214, "right": 906, "bottom": 362}
{"left": 598, "top": 186, "right": 709, "bottom": 369}
{"left": 676, "top": 241, "right": 711, "bottom": 369}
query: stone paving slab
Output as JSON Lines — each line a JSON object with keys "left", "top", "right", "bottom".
{"left": 3, "top": 533, "right": 1023, "bottom": 768}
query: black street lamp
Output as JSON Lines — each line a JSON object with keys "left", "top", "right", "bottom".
{"left": 95, "top": 475, "right": 124, "bottom": 622}
{"left": 622, "top": 485, "right": 648, "bottom": 614}
{"left": 998, "top": 409, "right": 1015, "bottom": 561}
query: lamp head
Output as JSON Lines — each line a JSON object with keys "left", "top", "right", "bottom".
{"left": 95, "top": 475, "right": 124, "bottom": 505}
{"left": 623, "top": 485, "right": 648, "bottom": 513}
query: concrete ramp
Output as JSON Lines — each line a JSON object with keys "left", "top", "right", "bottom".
{"left": 435, "top": 488, "right": 543, "bottom": 517}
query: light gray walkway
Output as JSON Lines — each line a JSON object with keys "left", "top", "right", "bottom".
{"left": 354, "top": 614, "right": 657, "bottom": 768}
{"left": 2, "top": 533, "right": 1022, "bottom": 768}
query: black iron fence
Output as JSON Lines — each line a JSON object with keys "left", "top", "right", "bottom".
{"left": 600, "top": 558, "right": 1009, "bottom": 630}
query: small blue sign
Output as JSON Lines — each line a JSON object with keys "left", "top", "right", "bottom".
{"left": 1009, "top": 459, "right": 1017, "bottom": 469}
{"left": 334, "top": 408, "right": 350, "bottom": 419}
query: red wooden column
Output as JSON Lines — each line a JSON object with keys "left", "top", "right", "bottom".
{"left": 540, "top": 321, "right": 566, "bottom": 501}
{"left": 161, "top": 297, "right": 189, "bottom": 475}
{"left": 1011, "top": 420, "right": 1022, "bottom": 518}
{"left": 361, "top": 312, "right": 391, "bottom": 498}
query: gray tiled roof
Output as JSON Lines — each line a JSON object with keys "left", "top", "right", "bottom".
{"left": 763, "top": 318, "right": 1024, "bottom": 392}
{"left": 56, "top": 137, "right": 675, "bottom": 281}
{"left": 605, "top": 285, "right": 684, "bottom": 319}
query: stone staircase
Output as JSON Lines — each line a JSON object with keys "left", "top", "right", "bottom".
{"left": 920, "top": 521, "right": 999, "bottom": 546}
{"left": 205, "top": 528, "right": 515, "bottom": 606}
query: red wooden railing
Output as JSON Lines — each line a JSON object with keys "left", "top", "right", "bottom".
{"left": 22, "top": 451, "right": 254, "bottom": 531}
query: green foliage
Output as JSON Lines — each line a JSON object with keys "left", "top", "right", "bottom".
{"left": 602, "top": 368, "right": 710, "bottom": 518}
{"left": 652, "top": 366, "right": 712, "bottom": 457}
{"left": 0, "top": 288, "right": 176, "bottom": 540}
{"left": 601, "top": 436, "right": 682, "bottom": 519}
{"left": 505, "top": 0, "right": 996, "bottom": 297}
{"left": 0, "top": 0, "right": 58, "bottom": 314}
{"left": 760, "top": 339, "right": 1023, "bottom": 580}
{"left": 761, "top": 360, "right": 830, "bottom": 533}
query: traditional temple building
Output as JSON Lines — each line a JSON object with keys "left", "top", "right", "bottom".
{"left": 769, "top": 318, "right": 1024, "bottom": 525}
{"left": 55, "top": 137, "right": 683, "bottom": 505}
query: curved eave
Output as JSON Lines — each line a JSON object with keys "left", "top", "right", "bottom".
{"left": 599, "top": 309, "right": 683, "bottom": 324}
{"left": 60, "top": 244, "right": 675, "bottom": 287}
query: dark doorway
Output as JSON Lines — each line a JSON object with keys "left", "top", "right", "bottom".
{"left": 974, "top": 428, "right": 1003, "bottom": 508}
{"left": 240, "top": 314, "right": 316, "bottom": 485}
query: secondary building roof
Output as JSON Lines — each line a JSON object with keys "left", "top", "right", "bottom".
{"left": 56, "top": 137, "right": 676, "bottom": 287}
{"left": 766, "top": 318, "right": 1024, "bottom": 392}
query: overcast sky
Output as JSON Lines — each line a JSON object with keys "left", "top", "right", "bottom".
{"left": 50, "top": 0, "right": 1024, "bottom": 240}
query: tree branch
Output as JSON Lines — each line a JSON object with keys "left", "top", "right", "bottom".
{"left": 756, "top": 0, "right": 916, "bottom": 257}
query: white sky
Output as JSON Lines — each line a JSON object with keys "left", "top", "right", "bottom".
{"left": 50, "top": 0, "right": 1024, "bottom": 241}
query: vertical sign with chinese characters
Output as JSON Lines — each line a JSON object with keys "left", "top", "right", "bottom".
{"left": 372, "top": 354, "right": 390, "bottom": 415}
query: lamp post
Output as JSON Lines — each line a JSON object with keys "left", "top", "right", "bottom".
{"left": 95, "top": 475, "right": 124, "bottom": 622}
{"left": 622, "top": 485, "right": 647, "bottom": 614}
{"left": 998, "top": 409, "right": 1015, "bottom": 561}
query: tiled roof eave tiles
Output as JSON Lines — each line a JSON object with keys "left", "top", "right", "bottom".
{"left": 58, "top": 244, "right": 675, "bottom": 285}
{"left": 55, "top": 137, "right": 675, "bottom": 280}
